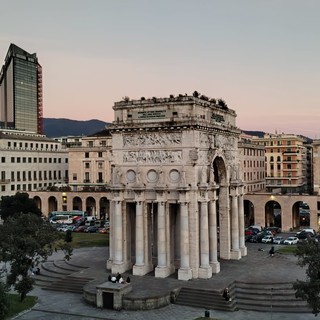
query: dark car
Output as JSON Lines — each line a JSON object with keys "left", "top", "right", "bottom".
{"left": 296, "top": 231, "right": 314, "bottom": 240}
{"left": 85, "top": 226, "right": 99, "bottom": 233}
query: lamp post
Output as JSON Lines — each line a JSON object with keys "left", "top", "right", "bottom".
{"left": 62, "top": 192, "right": 67, "bottom": 211}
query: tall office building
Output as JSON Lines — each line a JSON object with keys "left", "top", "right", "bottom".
{"left": 0, "top": 44, "right": 43, "bottom": 134}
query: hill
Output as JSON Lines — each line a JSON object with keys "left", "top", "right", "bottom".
{"left": 43, "top": 118, "right": 268, "bottom": 139}
{"left": 43, "top": 118, "right": 109, "bottom": 138}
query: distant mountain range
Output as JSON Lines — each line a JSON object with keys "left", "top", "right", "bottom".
{"left": 43, "top": 118, "right": 110, "bottom": 138}
{"left": 43, "top": 118, "right": 265, "bottom": 138}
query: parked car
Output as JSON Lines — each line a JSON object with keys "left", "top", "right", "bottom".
{"left": 284, "top": 237, "right": 299, "bottom": 245}
{"left": 85, "top": 226, "right": 99, "bottom": 233}
{"left": 74, "top": 225, "right": 88, "bottom": 232}
{"left": 273, "top": 236, "right": 284, "bottom": 244}
{"left": 261, "top": 235, "right": 274, "bottom": 244}
{"left": 296, "top": 228, "right": 316, "bottom": 235}
{"left": 99, "top": 227, "right": 109, "bottom": 234}
{"left": 296, "top": 231, "right": 314, "bottom": 240}
{"left": 265, "top": 227, "right": 281, "bottom": 235}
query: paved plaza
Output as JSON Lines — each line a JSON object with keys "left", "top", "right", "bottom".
{"left": 14, "top": 241, "right": 318, "bottom": 320}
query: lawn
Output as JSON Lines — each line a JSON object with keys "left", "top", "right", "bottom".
{"left": 70, "top": 232, "right": 109, "bottom": 248}
{"left": 277, "top": 245, "right": 297, "bottom": 255}
{"left": 6, "top": 293, "right": 37, "bottom": 318}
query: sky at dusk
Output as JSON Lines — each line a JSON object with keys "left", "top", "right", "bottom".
{"left": 1, "top": 0, "right": 319, "bottom": 138}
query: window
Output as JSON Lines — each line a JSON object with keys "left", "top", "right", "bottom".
{"left": 1, "top": 157, "right": 5, "bottom": 163}
{"left": 85, "top": 162, "right": 90, "bottom": 169}
{"left": 28, "top": 157, "right": 32, "bottom": 163}
{"left": 34, "top": 158, "right": 37, "bottom": 163}
{"left": 17, "top": 157, "right": 21, "bottom": 163}
{"left": 11, "top": 171, "right": 14, "bottom": 181}
{"left": 85, "top": 152, "right": 89, "bottom": 158}
{"left": 1, "top": 171, "right": 5, "bottom": 181}
{"left": 49, "top": 158, "right": 52, "bottom": 163}
{"left": 73, "top": 173, "right": 77, "bottom": 181}
{"left": 1, "top": 185, "right": 5, "bottom": 192}
{"left": 98, "top": 152, "right": 103, "bottom": 157}
{"left": 11, "top": 157, "right": 15, "bottom": 163}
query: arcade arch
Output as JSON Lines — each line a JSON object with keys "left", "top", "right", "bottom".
{"left": 72, "top": 197, "right": 83, "bottom": 211}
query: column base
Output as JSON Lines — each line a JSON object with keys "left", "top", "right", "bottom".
{"left": 230, "top": 249, "right": 241, "bottom": 260}
{"left": 240, "top": 246, "right": 247, "bottom": 256}
{"left": 155, "top": 266, "right": 172, "bottom": 278}
{"left": 106, "top": 259, "right": 112, "bottom": 270}
{"left": 132, "top": 263, "right": 153, "bottom": 276}
{"left": 210, "top": 261, "right": 220, "bottom": 274}
{"left": 178, "top": 267, "right": 192, "bottom": 281}
{"left": 198, "top": 266, "right": 212, "bottom": 279}
{"left": 111, "top": 262, "right": 128, "bottom": 274}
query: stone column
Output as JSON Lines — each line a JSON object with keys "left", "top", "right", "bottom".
{"left": 155, "top": 201, "right": 170, "bottom": 278}
{"left": 230, "top": 187, "right": 241, "bottom": 260}
{"left": 199, "top": 200, "right": 212, "bottom": 279}
{"left": 106, "top": 200, "right": 114, "bottom": 270}
{"left": 238, "top": 192, "right": 247, "bottom": 256}
{"left": 209, "top": 194, "right": 220, "bottom": 273}
{"left": 112, "top": 200, "right": 126, "bottom": 273}
{"left": 133, "top": 201, "right": 148, "bottom": 275}
{"left": 178, "top": 201, "right": 192, "bottom": 280}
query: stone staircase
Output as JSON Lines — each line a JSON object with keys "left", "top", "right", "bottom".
{"left": 33, "top": 259, "right": 94, "bottom": 294}
{"left": 175, "top": 286, "right": 237, "bottom": 311}
{"left": 235, "top": 281, "right": 311, "bottom": 313}
{"left": 175, "top": 282, "right": 312, "bottom": 313}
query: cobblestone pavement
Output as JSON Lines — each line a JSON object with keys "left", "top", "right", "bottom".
{"left": 14, "top": 240, "right": 317, "bottom": 320}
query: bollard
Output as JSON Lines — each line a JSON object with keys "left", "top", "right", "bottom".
{"left": 205, "top": 309, "right": 210, "bottom": 317}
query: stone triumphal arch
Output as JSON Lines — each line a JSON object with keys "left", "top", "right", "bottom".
{"left": 107, "top": 95, "right": 246, "bottom": 280}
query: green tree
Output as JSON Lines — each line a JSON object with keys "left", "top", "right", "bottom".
{"left": 0, "top": 213, "right": 72, "bottom": 302}
{"left": 0, "top": 280, "right": 9, "bottom": 320}
{"left": 0, "top": 192, "right": 41, "bottom": 220}
{"left": 65, "top": 229, "right": 73, "bottom": 243}
{"left": 293, "top": 238, "right": 320, "bottom": 315}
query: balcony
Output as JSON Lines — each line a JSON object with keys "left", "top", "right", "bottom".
{"left": 83, "top": 179, "right": 91, "bottom": 183}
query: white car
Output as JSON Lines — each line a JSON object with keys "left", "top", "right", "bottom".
{"left": 283, "top": 236, "right": 299, "bottom": 245}
{"left": 273, "top": 236, "right": 284, "bottom": 244}
{"left": 261, "top": 235, "right": 274, "bottom": 244}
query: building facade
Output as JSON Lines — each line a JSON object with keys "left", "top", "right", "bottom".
{"left": 0, "top": 129, "right": 68, "bottom": 196}
{"left": 106, "top": 95, "right": 246, "bottom": 281}
{"left": 253, "top": 133, "right": 308, "bottom": 194}
{"left": 68, "top": 129, "right": 112, "bottom": 193}
{"left": 0, "top": 44, "right": 43, "bottom": 134}
{"left": 238, "top": 133, "right": 265, "bottom": 194}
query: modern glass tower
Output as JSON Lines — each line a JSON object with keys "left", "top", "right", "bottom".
{"left": 0, "top": 44, "right": 43, "bottom": 134}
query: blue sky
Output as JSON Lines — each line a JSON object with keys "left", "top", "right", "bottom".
{"left": 1, "top": 0, "right": 319, "bottom": 138}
